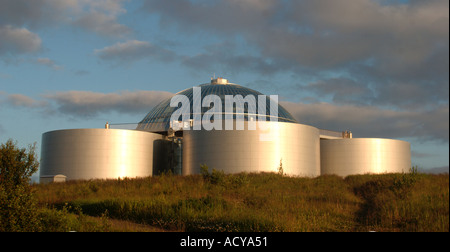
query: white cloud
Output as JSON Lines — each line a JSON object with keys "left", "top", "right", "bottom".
{"left": 0, "top": 25, "right": 42, "bottom": 55}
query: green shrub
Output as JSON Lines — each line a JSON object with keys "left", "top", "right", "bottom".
{"left": 200, "top": 164, "right": 226, "bottom": 185}
{"left": 0, "top": 139, "right": 40, "bottom": 232}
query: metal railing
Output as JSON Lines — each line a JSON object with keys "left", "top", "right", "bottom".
{"left": 319, "top": 129, "right": 344, "bottom": 139}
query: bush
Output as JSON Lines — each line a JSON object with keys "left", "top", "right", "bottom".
{"left": 38, "top": 203, "right": 111, "bottom": 232}
{"left": 0, "top": 139, "right": 40, "bottom": 232}
{"left": 200, "top": 164, "right": 225, "bottom": 185}
{"left": 0, "top": 184, "right": 41, "bottom": 232}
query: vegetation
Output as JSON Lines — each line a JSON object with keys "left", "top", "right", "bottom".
{"left": 31, "top": 166, "right": 448, "bottom": 232}
{"left": 0, "top": 139, "right": 41, "bottom": 232}
{"left": 1, "top": 139, "right": 448, "bottom": 232}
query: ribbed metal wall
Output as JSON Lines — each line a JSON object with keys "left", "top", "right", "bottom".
{"left": 40, "top": 129, "right": 163, "bottom": 181}
{"left": 182, "top": 121, "right": 320, "bottom": 177}
{"left": 320, "top": 138, "right": 411, "bottom": 177}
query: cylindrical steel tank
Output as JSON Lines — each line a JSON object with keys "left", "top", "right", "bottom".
{"left": 182, "top": 121, "right": 320, "bottom": 177}
{"left": 40, "top": 129, "right": 163, "bottom": 181}
{"left": 320, "top": 138, "right": 411, "bottom": 177}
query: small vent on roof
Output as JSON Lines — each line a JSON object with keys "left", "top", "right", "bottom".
{"left": 211, "top": 77, "right": 228, "bottom": 84}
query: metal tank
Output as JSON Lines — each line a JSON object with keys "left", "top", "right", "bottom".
{"left": 39, "top": 128, "right": 164, "bottom": 181}
{"left": 182, "top": 121, "right": 321, "bottom": 177}
{"left": 320, "top": 138, "right": 411, "bottom": 177}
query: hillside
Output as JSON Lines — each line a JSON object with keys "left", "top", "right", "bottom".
{"left": 32, "top": 170, "right": 449, "bottom": 232}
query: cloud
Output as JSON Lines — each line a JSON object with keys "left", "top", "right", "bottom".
{"left": 71, "top": 0, "right": 131, "bottom": 38}
{"left": 95, "top": 40, "right": 177, "bottom": 64}
{"left": 0, "top": 0, "right": 132, "bottom": 62}
{"left": 1, "top": 90, "right": 174, "bottom": 119}
{"left": 141, "top": 0, "right": 279, "bottom": 35}
{"left": 73, "top": 10, "right": 132, "bottom": 38}
{"left": 303, "top": 77, "right": 375, "bottom": 105}
{"left": 0, "top": 0, "right": 52, "bottom": 28}
{"left": 180, "top": 42, "right": 288, "bottom": 76}
{"left": 281, "top": 101, "right": 449, "bottom": 142}
{"left": 70, "top": 0, "right": 131, "bottom": 37}
{"left": 263, "top": 0, "right": 448, "bottom": 69}
{"left": 0, "top": 0, "right": 131, "bottom": 38}
{"left": 0, "top": 93, "right": 48, "bottom": 108}
{"left": 155, "top": 0, "right": 447, "bottom": 68}
{"left": 141, "top": 0, "right": 449, "bottom": 110}
{"left": 6, "top": 94, "right": 43, "bottom": 108}
{"left": 0, "top": 25, "right": 42, "bottom": 55}
{"left": 43, "top": 90, "right": 174, "bottom": 118}
{"left": 34, "top": 57, "right": 63, "bottom": 70}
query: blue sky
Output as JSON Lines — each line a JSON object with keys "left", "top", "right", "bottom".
{"left": 0, "top": 0, "right": 448, "bottom": 177}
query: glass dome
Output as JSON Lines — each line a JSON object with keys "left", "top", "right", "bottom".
{"left": 137, "top": 79, "right": 297, "bottom": 132}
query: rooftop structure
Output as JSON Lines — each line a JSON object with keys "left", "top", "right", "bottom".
{"left": 137, "top": 78, "right": 297, "bottom": 132}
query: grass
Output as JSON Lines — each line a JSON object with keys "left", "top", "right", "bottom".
{"left": 32, "top": 170, "right": 449, "bottom": 232}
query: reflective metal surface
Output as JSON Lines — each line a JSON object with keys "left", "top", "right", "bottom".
{"left": 40, "top": 129, "right": 163, "bottom": 181}
{"left": 320, "top": 138, "right": 411, "bottom": 177}
{"left": 39, "top": 73, "right": 413, "bottom": 182}
{"left": 182, "top": 121, "right": 321, "bottom": 177}
{"left": 137, "top": 82, "right": 297, "bottom": 132}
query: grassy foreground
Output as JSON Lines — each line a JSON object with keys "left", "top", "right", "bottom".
{"left": 33, "top": 170, "right": 448, "bottom": 232}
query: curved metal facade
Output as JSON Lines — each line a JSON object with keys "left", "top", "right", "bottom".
{"left": 320, "top": 138, "right": 411, "bottom": 177}
{"left": 40, "top": 129, "right": 163, "bottom": 181}
{"left": 39, "top": 78, "right": 413, "bottom": 181}
{"left": 182, "top": 121, "right": 320, "bottom": 177}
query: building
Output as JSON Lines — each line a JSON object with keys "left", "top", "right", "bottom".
{"left": 39, "top": 78, "right": 411, "bottom": 182}
{"left": 40, "top": 174, "right": 67, "bottom": 184}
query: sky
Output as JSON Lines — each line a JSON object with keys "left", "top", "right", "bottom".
{"left": 0, "top": 0, "right": 448, "bottom": 178}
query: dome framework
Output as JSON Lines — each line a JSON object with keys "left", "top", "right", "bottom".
{"left": 137, "top": 78, "right": 297, "bottom": 132}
